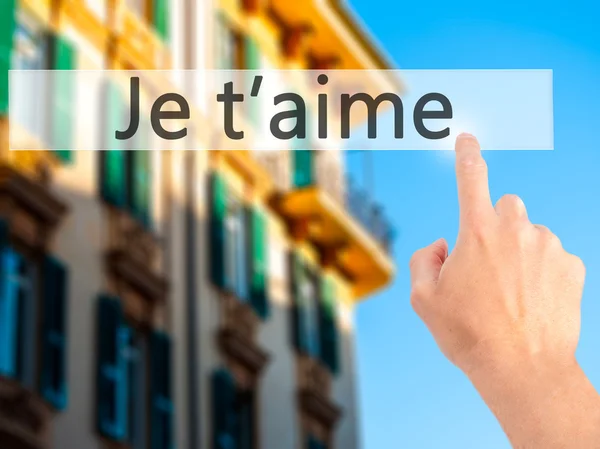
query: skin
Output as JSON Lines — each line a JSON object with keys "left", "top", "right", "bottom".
{"left": 409, "top": 133, "right": 600, "bottom": 448}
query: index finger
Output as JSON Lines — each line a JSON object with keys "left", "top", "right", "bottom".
{"left": 455, "top": 133, "right": 494, "bottom": 227}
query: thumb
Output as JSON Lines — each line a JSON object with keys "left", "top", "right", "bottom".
{"left": 409, "top": 238, "right": 449, "bottom": 295}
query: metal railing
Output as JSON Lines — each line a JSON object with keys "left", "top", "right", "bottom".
{"left": 253, "top": 150, "right": 395, "bottom": 255}
{"left": 346, "top": 176, "right": 395, "bottom": 255}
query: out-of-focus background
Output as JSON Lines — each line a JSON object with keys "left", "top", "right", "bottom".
{"left": 1, "top": 1, "right": 599, "bottom": 449}
{"left": 0, "top": 1, "right": 397, "bottom": 449}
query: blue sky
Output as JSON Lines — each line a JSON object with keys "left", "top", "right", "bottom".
{"left": 346, "top": 0, "right": 600, "bottom": 448}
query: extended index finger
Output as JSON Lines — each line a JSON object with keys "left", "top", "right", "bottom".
{"left": 455, "top": 133, "right": 494, "bottom": 228}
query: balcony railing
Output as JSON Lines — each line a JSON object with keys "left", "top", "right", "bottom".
{"left": 346, "top": 177, "right": 395, "bottom": 255}
{"left": 254, "top": 149, "right": 394, "bottom": 255}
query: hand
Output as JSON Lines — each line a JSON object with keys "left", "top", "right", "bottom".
{"left": 409, "top": 133, "right": 585, "bottom": 376}
{"left": 409, "top": 133, "right": 600, "bottom": 448}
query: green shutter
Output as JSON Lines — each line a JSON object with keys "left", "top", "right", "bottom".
{"left": 249, "top": 207, "right": 269, "bottom": 319}
{"left": 97, "top": 294, "right": 128, "bottom": 441}
{"left": 40, "top": 255, "right": 69, "bottom": 409}
{"left": 212, "top": 368, "right": 237, "bottom": 449}
{"left": 101, "top": 151, "right": 128, "bottom": 207}
{"left": 210, "top": 173, "right": 227, "bottom": 289}
{"left": 0, "top": 0, "right": 16, "bottom": 115}
{"left": 48, "top": 33, "right": 76, "bottom": 163}
{"left": 150, "top": 331, "right": 173, "bottom": 449}
{"left": 101, "top": 83, "right": 128, "bottom": 207}
{"left": 319, "top": 275, "right": 340, "bottom": 374}
{"left": 129, "top": 148, "right": 152, "bottom": 227}
{"left": 244, "top": 36, "right": 261, "bottom": 126}
{"left": 290, "top": 252, "right": 308, "bottom": 352}
{"left": 293, "top": 150, "right": 313, "bottom": 188}
{"left": 0, "top": 220, "right": 18, "bottom": 377}
{"left": 245, "top": 37, "right": 261, "bottom": 70}
{"left": 154, "top": 0, "right": 169, "bottom": 41}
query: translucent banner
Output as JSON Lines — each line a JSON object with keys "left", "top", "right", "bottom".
{"left": 8, "top": 69, "right": 553, "bottom": 151}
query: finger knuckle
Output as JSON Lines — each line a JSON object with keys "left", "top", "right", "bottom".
{"left": 410, "top": 282, "right": 431, "bottom": 308}
{"left": 538, "top": 226, "right": 561, "bottom": 248}
{"left": 499, "top": 194, "right": 523, "bottom": 210}
{"left": 569, "top": 255, "right": 586, "bottom": 280}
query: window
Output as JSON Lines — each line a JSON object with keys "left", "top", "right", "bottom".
{"left": 318, "top": 276, "right": 340, "bottom": 374}
{"left": 225, "top": 193, "right": 248, "bottom": 300}
{"left": 100, "top": 85, "right": 153, "bottom": 229}
{"left": 300, "top": 268, "right": 320, "bottom": 357}
{"left": 210, "top": 173, "right": 270, "bottom": 317}
{"left": 97, "top": 295, "right": 173, "bottom": 448}
{"left": 307, "top": 434, "right": 327, "bottom": 449}
{"left": 290, "top": 253, "right": 340, "bottom": 373}
{"left": 124, "top": 329, "right": 148, "bottom": 449}
{"left": 235, "top": 390, "right": 255, "bottom": 449}
{"left": 215, "top": 14, "right": 243, "bottom": 71}
{"left": 0, "top": 222, "right": 69, "bottom": 409}
{"left": 291, "top": 253, "right": 320, "bottom": 356}
{"left": 0, "top": 248, "right": 35, "bottom": 382}
{"left": 211, "top": 368, "right": 256, "bottom": 449}
{"left": 11, "top": 13, "right": 47, "bottom": 141}
{"left": 11, "top": 15, "right": 77, "bottom": 163}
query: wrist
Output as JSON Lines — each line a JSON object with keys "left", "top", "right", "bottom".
{"left": 463, "top": 341, "right": 600, "bottom": 447}
{"left": 460, "top": 338, "right": 578, "bottom": 384}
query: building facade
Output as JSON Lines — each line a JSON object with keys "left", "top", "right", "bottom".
{"left": 0, "top": 1, "right": 397, "bottom": 449}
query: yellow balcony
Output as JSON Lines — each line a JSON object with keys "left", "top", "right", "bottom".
{"left": 114, "top": 2, "right": 170, "bottom": 69}
{"left": 0, "top": 118, "right": 65, "bottom": 178}
{"left": 273, "top": 151, "right": 395, "bottom": 301}
{"left": 19, "top": 0, "right": 52, "bottom": 27}
{"left": 60, "top": 0, "right": 109, "bottom": 50}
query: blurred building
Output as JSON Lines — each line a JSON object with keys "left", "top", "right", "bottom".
{"left": 0, "top": 1, "right": 397, "bottom": 449}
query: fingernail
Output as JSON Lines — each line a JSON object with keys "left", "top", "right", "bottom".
{"left": 457, "top": 132, "right": 474, "bottom": 140}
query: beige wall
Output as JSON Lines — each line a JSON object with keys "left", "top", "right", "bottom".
{"left": 48, "top": 141, "right": 362, "bottom": 449}
{"left": 43, "top": 1, "right": 364, "bottom": 448}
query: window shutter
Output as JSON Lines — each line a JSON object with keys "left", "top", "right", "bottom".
{"left": 150, "top": 331, "right": 173, "bottom": 449}
{"left": 127, "top": 129, "right": 153, "bottom": 228}
{"left": 40, "top": 255, "right": 69, "bottom": 409}
{"left": 290, "top": 252, "right": 308, "bottom": 352}
{"left": 0, "top": 220, "right": 18, "bottom": 377}
{"left": 249, "top": 207, "right": 269, "bottom": 319}
{"left": 245, "top": 36, "right": 260, "bottom": 70}
{"left": 244, "top": 36, "right": 261, "bottom": 126}
{"left": 100, "top": 82, "right": 128, "bottom": 207}
{"left": 210, "top": 173, "right": 228, "bottom": 289}
{"left": 212, "top": 368, "right": 237, "bottom": 449}
{"left": 97, "top": 294, "right": 128, "bottom": 441}
{"left": 319, "top": 275, "right": 340, "bottom": 374}
{"left": 48, "top": 33, "right": 76, "bottom": 163}
{"left": 293, "top": 150, "right": 313, "bottom": 188}
{"left": 0, "top": 0, "right": 16, "bottom": 115}
{"left": 154, "top": 0, "right": 169, "bottom": 41}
